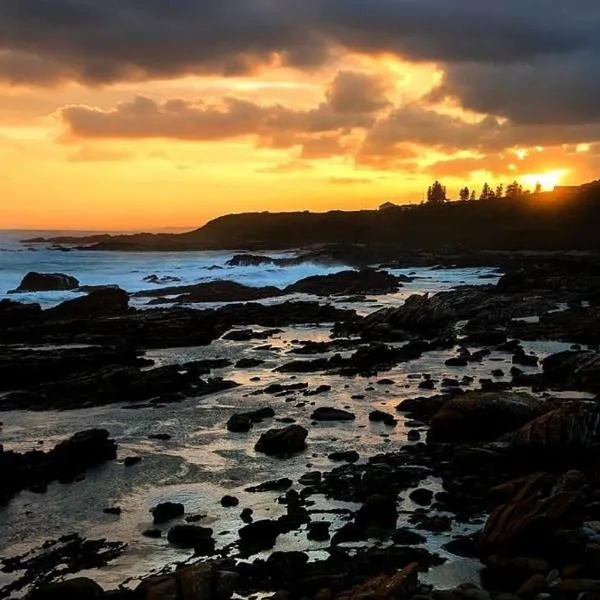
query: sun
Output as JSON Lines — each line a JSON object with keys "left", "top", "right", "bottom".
{"left": 522, "top": 169, "right": 569, "bottom": 191}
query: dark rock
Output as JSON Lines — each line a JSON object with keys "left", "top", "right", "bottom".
{"left": 46, "top": 288, "right": 129, "bottom": 318}
{"left": 221, "top": 495, "right": 239, "bottom": 508}
{"left": 238, "top": 519, "right": 281, "bottom": 554}
{"left": 223, "top": 328, "right": 282, "bottom": 341}
{"left": 142, "top": 528, "right": 162, "bottom": 538}
{"left": 124, "top": 456, "right": 141, "bottom": 467}
{"left": 152, "top": 501, "right": 184, "bottom": 524}
{"left": 149, "top": 433, "right": 171, "bottom": 441}
{"left": 285, "top": 269, "right": 401, "bottom": 297}
{"left": 328, "top": 450, "right": 360, "bottom": 463}
{"left": 407, "top": 430, "right": 421, "bottom": 441}
{"left": 369, "top": 410, "right": 397, "bottom": 427}
{"left": 235, "top": 358, "right": 264, "bottom": 368}
{"left": 393, "top": 527, "right": 426, "bottom": 545}
{"left": 445, "top": 357, "right": 468, "bottom": 367}
{"left": 255, "top": 425, "right": 308, "bottom": 456}
{"left": 227, "top": 414, "right": 253, "bottom": 433}
{"left": 245, "top": 478, "right": 293, "bottom": 493}
{"left": 307, "top": 521, "right": 331, "bottom": 541}
{"left": 428, "top": 391, "right": 545, "bottom": 443}
{"left": 167, "top": 524, "right": 215, "bottom": 554}
{"left": 27, "top": 577, "right": 104, "bottom": 600}
{"left": 103, "top": 506, "right": 122, "bottom": 516}
{"left": 311, "top": 407, "right": 356, "bottom": 422}
{"left": 240, "top": 508, "right": 253, "bottom": 523}
{"left": 11, "top": 272, "right": 79, "bottom": 293}
{"left": 355, "top": 494, "right": 398, "bottom": 531}
{"left": 409, "top": 488, "right": 434, "bottom": 506}
{"left": 303, "top": 385, "right": 332, "bottom": 396}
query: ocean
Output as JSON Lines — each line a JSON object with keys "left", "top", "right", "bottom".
{"left": 4, "top": 230, "right": 573, "bottom": 595}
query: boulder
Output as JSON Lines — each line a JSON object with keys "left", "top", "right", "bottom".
{"left": 238, "top": 519, "right": 281, "bottom": 554}
{"left": 355, "top": 494, "right": 398, "bottom": 531}
{"left": 335, "top": 564, "right": 419, "bottom": 600}
{"left": 542, "top": 351, "right": 600, "bottom": 394}
{"left": 152, "top": 501, "right": 185, "bottom": 524}
{"left": 27, "top": 577, "right": 103, "bottom": 599}
{"left": 227, "top": 414, "right": 252, "bottom": 433}
{"left": 311, "top": 407, "right": 356, "bottom": 422}
{"left": 46, "top": 287, "right": 129, "bottom": 318}
{"left": 328, "top": 450, "right": 360, "bottom": 463}
{"left": 255, "top": 425, "right": 308, "bottom": 456}
{"left": 501, "top": 403, "right": 600, "bottom": 456}
{"left": 167, "top": 524, "right": 215, "bottom": 554}
{"left": 11, "top": 271, "right": 79, "bottom": 293}
{"left": 429, "top": 391, "right": 545, "bottom": 443}
{"left": 369, "top": 410, "right": 397, "bottom": 426}
{"left": 286, "top": 269, "right": 401, "bottom": 296}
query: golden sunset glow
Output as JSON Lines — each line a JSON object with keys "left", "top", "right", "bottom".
{"left": 0, "top": 2, "right": 598, "bottom": 230}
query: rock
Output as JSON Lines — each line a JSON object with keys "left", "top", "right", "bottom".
{"left": 369, "top": 410, "right": 397, "bottom": 426}
{"left": 11, "top": 272, "right": 79, "bottom": 293}
{"left": 542, "top": 351, "right": 600, "bottom": 394}
{"left": 393, "top": 528, "right": 426, "bottom": 545}
{"left": 152, "top": 501, "right": 184, "bottom": 524}
{"left": 149, "top": 433, "right": 171, "bottom": 441}
{"left": 516, "top": 574, "right": 547, "bottom": 597}
{"left": 355, "top": 494, "right": 398, "bottom": 531}
{"left": 142, "top": 528, "right": 162, "bottom": 538}
{"left": 124, "top": 456, "right": 141, "bottom": 467}
{"left": 27, "top": 577, "right": 104, "bottom": 599}
{"left": 285, "top": 269, "right": 402, "bottom": 296}
{"left": 238, "top": 519, "right": 281, "bottom": 554}
{"left": 235, "top": 358, "right": 264, "bottom": 368}
{"left": 103, "top": 506, "right": 122, "bottom": 516}
{"left": 223, "top": 328, "right": 282, "bottom": 341}
{"left": 304, "top": 385, "right": 332, "bottom": 396}
{"left": 328, "top": 450, "right": 360, "bottom": 463}
{"left": 246, "top": 478, "right": 293, "bottom": 493}
{"left": 502, "top": 404, "right": 600, "bottom": 456}
{"left": 445, "top": 357, "right": 468, "bottom": 367}
{"left": 221, "top": 495, "right": 239, "bottom": 508}
{"left": 513, "top": 349, "right": 539, "bottom": 367}
{"left": 336, "top": 563, "right": 419, "bottom": 600}
{"left": 167, "top": 524, "right": 215, "bottom": 554}
{"left": 307, "top": 521, "right": 331, "bottom": 541}
{"left": 311, "top": 407, "right": 356, "bottom": 421}
{"left": 227, "top": 414, "right": 252, "bottom": 433}
{"left": 407, "top": 430, "right": 421, "bottom": 441}
{"left": 46, "top": 288, "right": 129, "bottom": 318}
{"left": 409, "top": 488, "right": 434, "bottom": 506}
{"left": 240, "top": 508, "right": 253, "bottom": 523}
{"left": 255, "top": 425, "right": 308, "bottom": 456}
{"left": 428, "top": 391, "right": 545, "bottom": 443}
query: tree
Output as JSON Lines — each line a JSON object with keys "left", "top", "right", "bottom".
{"left": 427, "top": 181, "right": 447, "bottom": 204}
{"left": 534, "top": 181, "right": 543, "bottom": 194}
{"left": 459, "top": 186, "right": 470, "bottom": 202}
{"left": 495, "top": 184, "right": 504, "bottom": 198}
{"left": 469, "top": 190, "right": 476, "bottom": 201}
{"left": 479, "top": 182, "right": 492, "bottom": 201}
{"left": 506, "top": 180, "right": 524, "bottom": 198}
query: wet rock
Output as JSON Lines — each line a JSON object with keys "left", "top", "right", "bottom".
{"left": 542, "top": 351, "right": 600, "bottom": 394}
{"left": 227, "top": 414, "right": 252, "bottom": 433}
{"left": 355, "top": 494, "right": 398, "bottom": 531}
{"left": 152, "top": 501, "right": 184, "bottom": 524}
{"left": 149, "top": 433, "right": 171, "bottom": 441}
{"left": 46, "top": 288, "right": 129, "bottom": 318}
{"left": 142, "top": 528, "right": 162, "bottom": 538}
{"left": 245, "top": 478, "right": 293, "bottom": 493}
{"left": 393, "top": 527, "right": 426, "bottom": 545}
{"left": 512, "top": 349, "right": 539, "bottom": 367}
{"left": 240, "top": 508, "right": 253, "bottom": 523}
{"left": 223, "top": 328, "right": 281, "bottom": 341}
{"left": 238, "top": 519, "right": 281, "bottom": 555}
{"left": 27, "top": 577, "right": 104, "bottom": 599}
{"left": 167, "top": 524, "right": 215, "bottom": 554}
{"left": 304, "top": 385, "right": 332, "bottom": 396}
{"left": 264, "top": 382, "right": 309, "bottom": 394}
{"left": 369, "top": 410, "right": 397, "bottom": 427}
{"left": 285, "top": 269, "right": 402, "bottom": 297}
{"left": 11, "top": 272, "right": 79, "bottom": 293}
{"left": 255, "top": 425, "right": 308, "bottom": 456}
{"left": 445, "top": 357, "right": 468, "bottom": 367}
{"left": 407, "top": 430, "right": 421, "bottom": 441}
{"left": 307, "top": 521, "right": 331, "bottom": 541}
{"left": 124, "top": 456, "right": 141, "bottom": 467}
{"left": 428, "top": 391, "right": 545, "bottom": 443}
{"left": 103, "top": 506, "right": 122, "bottom": 516}
{"left": 335, "top": 562, "right": 419, "bottom": 600}
{"left": 221, "top": 495, "right": 239, "bottom": 508}
{"left": 409, "top": 488, "right": 434, "bottom": 506}
{"left": 311, "top": 407, "right": 356, "bottom": 422}
{"left": 235, "top": 358, "right": 264, "bottom": 368}
{"left": 328, "top": 450, "right": 360, "bottom": 463}
{"left": 414, "top": 515, "right": 452, "bottom": 532}
{"left": 464, "top": 330, "right": 508, "bottom": 346}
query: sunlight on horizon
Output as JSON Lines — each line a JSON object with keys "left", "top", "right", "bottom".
{"left": 522, "top": 169, "right": 570, "bottom": 191}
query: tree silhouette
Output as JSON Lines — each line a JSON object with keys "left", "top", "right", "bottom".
{"left": 534, "top": 182, "right": 543, "bottom": 194}
{"left": 495, "top": 184, "right": 504, "bottom": 198}
{"left": 469, "top": 190, "right": 476, "bottom": 201}
{"left": 459, "top": 186, "right": 470, "bottom": 202}
{"left": 479, "top": 182, "right": 492, "bottom": 201}
{"left": 506, "top": 180, "right": 524, "bottom": 198}
{"left": 427, "top": 181, "right": 447, "bottom": 204}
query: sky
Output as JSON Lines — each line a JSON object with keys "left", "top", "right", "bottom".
{"left": 2, "top": 1, "right": 600, "bottom": 230}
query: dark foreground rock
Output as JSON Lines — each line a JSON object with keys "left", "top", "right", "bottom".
{"left": 254, "top": 425, "right": 308, "bottom": 456}
{"left": 0, "top": 429, "right": 117, "bottom": 505}
{"left": 45, "top": 287, "right": 129, "bottom": 318}
{"left": 10, "top": 272, "right": 79, "bottom": 293}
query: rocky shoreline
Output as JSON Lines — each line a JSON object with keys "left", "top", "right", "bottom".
{"left": 2, "top": 253, "right": 600, "bottom": 600}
